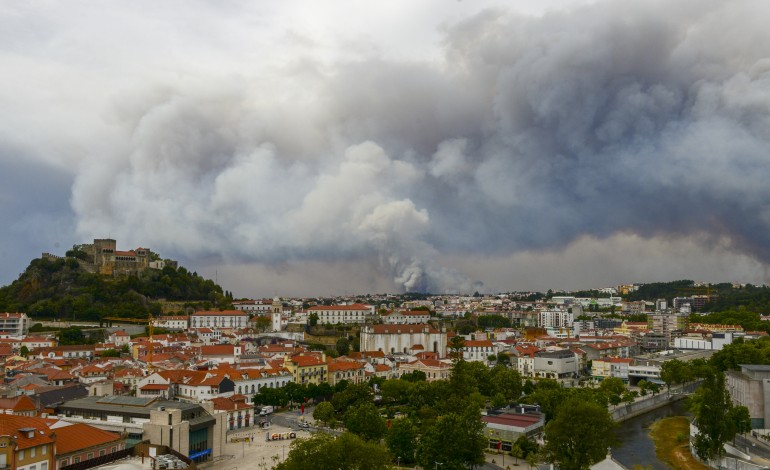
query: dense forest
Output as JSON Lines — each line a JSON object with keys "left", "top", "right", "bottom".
{"left": 0, "top": 257, "right": 231, "bottom": 321}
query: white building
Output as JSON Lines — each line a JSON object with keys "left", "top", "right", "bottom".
{"left": 538, "top": 310, "right": 574, "bottom": 329}
{"left": 309, "top": 304, "right": 374, "bottom": 325}
{"left": 461, "top": 340, "right": 496, "bottom": 363}
{"left": 190, "top": 310, "right": 249, "bottom": 330}
{"left": 360, "top": 324, "right": 447, "bottom": 356}
{"left": 233, "top": 299, "right": 272, "bottom": 314}
{"left": 0, "top": 312, "right": 30, "bottom": 338}
{"left": 533, "top": 350, "right": 578, "bottom": 379}
{"left": 381, "top": 310, "right": 431, "bottom": 324}
{"left": 155, "top": 315, "right": 189, "bottom": 331}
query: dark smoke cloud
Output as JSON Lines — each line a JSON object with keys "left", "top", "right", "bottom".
{"left": 7, "top": 0, "right": 770, "bottom": 293}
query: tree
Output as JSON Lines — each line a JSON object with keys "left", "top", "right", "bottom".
{"left": 344, "top": 403, "right": 387, "bottom": 442}
{"left": 690, "top": 371, "right": 751, "bottom": 461}
{"left": 331, "top": 383, "right": 373, "bottom": 411}
{"left": 598, "top": 377, "right": 625, "bottom": 397}
{"left": 313, "top": 401, "right": 335, "bottom": 426}
{"left": 542, "top": 398, "right": 617, "bottom": 470}
{"left": 660, "top": 359, "right": 689, "bottom": 390}
{"left": 254, "top": 316, "right": 271, "bottom": 332}
{"left": 400, "top": 370, "right": 426, "bottom": 382}
{"left": 308, "top": 312, "right": 319, "bottom": 327}
{"left": 490, "top": 365, "right": 523, "bottom": 402}
{"left": 336, "top": 337, "right": 350, "bottom": 356}
{"left": 19, "top": 345, "right": 29, "bottom": 358}
{"left": 276, "top": 432, "right": 391, "bottom": 470}
{"left": 448, "top": 335, "right": 466, "bottom": 362}
{"left": 386, "top": 418, "right": 418, "bottom": 464}
{"left": 416, "top": 405, "right": 486, "bottom": 470}
{"left": 58, "top": 327, "right": 86, "bottom": 345}
{"left": 254, "top": 386, "right": 288, "bottom": 408}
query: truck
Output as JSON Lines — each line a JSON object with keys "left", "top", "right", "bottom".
{"left": 259, "top": 406, "right": 274, "bottom": 416}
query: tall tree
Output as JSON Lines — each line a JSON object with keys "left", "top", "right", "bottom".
{"left": 312, "top": 401, "right": 335, "bottom": 426}
{"left": 542, "top": 398, "right": 617, "bottom": 470}
{"left": 416, "top": 405, "right": 486, "bottom": 470}
{"left": 689, "top": 371, "right": 751, "bottom": 461}
{"left": 385, "top": 418, "right": 419, "bottom": 464}
{"left": 344, "top": 403, "right": 388, "bottom": 442}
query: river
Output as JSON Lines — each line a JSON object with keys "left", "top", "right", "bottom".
{"left": 611, "top": 399, "right": 691, "bottom": 470}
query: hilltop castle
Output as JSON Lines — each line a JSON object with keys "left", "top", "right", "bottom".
{"left": 43, "top": 238, "right": 177, "bottom": 277}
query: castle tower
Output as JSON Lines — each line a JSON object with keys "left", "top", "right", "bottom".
{"left": 271, "top": 297, "right": 282, "bottom": 332}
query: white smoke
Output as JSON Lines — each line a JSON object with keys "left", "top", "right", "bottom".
{"left": 5, "top": 0, "right": 770, "bottom": 292}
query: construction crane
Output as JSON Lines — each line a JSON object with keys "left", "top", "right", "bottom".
{"left": 147, "top": 313, "right": 155, "bottom": 374}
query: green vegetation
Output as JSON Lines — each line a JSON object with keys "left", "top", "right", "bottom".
{"left": 275, "top": 432, "right": 391, "bottom": 470}
{"left": 649, "top": 417, "right": 709, "bottom": 470}
{"left": 689, "top": 371, "right": 751, "bottom": 461}
{"left": 542, "top": 398, "right": 617, "bottom": 470}
{"left": 0, "top": 257, "right": 229, "bottom": 321}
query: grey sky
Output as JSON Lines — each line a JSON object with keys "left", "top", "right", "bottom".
{"left": 2, "top": 0, "right": 769, "bottom": 297}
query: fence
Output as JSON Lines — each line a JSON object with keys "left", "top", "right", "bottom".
{"left": 60, "top": 447, "right": 133, "bottom": 470}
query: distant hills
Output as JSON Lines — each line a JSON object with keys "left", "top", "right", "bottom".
{"left": 0, "top": 256, "right": 232, "bottom": 321}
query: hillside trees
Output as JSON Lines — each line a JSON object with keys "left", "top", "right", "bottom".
{"left": 0, "top": 257, "right": 227, "bottom": 320}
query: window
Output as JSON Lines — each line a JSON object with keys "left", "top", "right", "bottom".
{"left": 42, "top": 445, "right": 47, "bottom": 455}
{"left": 111, "top": 446, "right": 117, "bottom": 453}
{"left": 61, "top": 460, "right": 69, "bottom": 466}
{"left": 19, "top": 449, "right": 24, "bottom": 460}
{"left": 87, "top": 452, "right": 94, "bottom": 459}
{"left": 99, "top": 449, "right": 106, "bottom": 456}
{"left": 41, "top": 463, "right": 48, "bottom": 470}
{"left": 74, "top": 457, "right": 80, "bottom": 463}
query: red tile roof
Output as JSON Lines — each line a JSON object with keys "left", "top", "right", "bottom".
{"left": 192, "top": 310, "right": 248, "bottom": 316}
{"left": 371, "top": 324, "right": 438, "bottom": 334}
{"left": 308, "top": 303, "right": 372, "bottom": 311}
{"left": 0, "top": 415, "right": 55, "bottom": 449}
{"left": 55, "top": 423, "right": 122, "bottom": 454}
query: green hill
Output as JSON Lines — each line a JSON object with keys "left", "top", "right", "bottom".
{"left": 0, "top": 256, "right": 232, "bottom": 321}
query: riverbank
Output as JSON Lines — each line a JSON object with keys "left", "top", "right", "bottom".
{"left": 649, "top": 417, "right": 708, "bottom": 470}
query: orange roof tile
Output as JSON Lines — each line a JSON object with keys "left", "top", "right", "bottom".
{"left": 55, "top": 423, "right": 122, "bottom": 454}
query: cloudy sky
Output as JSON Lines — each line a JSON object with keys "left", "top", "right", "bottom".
{"left": 2, "top": 0, "right": 770, "bottom": 297}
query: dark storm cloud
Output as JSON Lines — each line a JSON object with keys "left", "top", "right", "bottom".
{"left": 0, "top": 149, "right": 76, "bottom": 284}
{"left": 11, "top": 0, "right": 768, "bottom": 293}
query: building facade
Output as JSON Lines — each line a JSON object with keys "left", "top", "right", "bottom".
{"left": 190, "top": 311, "right": 249, "bottom": 330}
{"left": 360, "top": 324, "right": 447, "bottom": 356}
{"left": 0, "top": 313, "right": 30, "bottom": 338}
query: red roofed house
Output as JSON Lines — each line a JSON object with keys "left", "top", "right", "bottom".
{"left": 0, "top": 395, "right": 37, "bottom": 416}
{"left": 283, "top": 352, "right": 328, "bottom": 385}
{"left": 211, "top": 395, "right": 254, "bottom": 431}
{"left": 461, "top": 340, "right": 495, "bottom": 364}
{"left": 482, "top": 408, "right": 545, "bottom": 452}
{"left": 0, "top": 415, "right": 56, "bottom": 470}
{"left": 107, "top": 330, "right": 131, "bottom": 347}
{"left": 200, "top": 344, "right": 242, "bottom": 365}
{"left": 55, "top": 422, "right": 126, "bottom": 468}
{"left": 327, "top": 359, "right": 367, "bottom": 387}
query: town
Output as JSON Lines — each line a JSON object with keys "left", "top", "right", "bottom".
{"left": 0, "top": 243, "right": 769, "bottom": 469}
